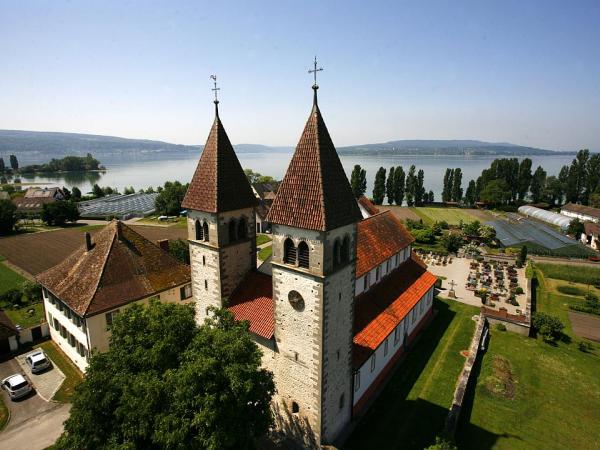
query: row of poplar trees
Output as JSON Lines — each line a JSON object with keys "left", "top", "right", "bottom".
{"left": 0, "top": 155, "right": 19, "bottom": 172}
{"left": 350, "top": 164, "right": 434, "bottom": 206}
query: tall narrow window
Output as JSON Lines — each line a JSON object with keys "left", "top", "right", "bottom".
{"left": 298, "top": 241, "right": 309, "bottom": 268}
{"left": 228, "top": 219, "right": 237, "bottom": 242}
{"left": 284, "top": 238, "right": 297, "bottom": 264}
{"left": 384, "top": 338, "right": 389, "bottom": 356}
{"left": 195, "top": 220, "right": 203, "bottom": 240}
{"left": 341, "top": 235, "right": 350, "bottom": 262}
{"left": 333, "top": 239, "right": 341, "bottom": 266}
{"left": 203, "top": 222, "right": 209, "bottom": 241}
{"left": 370, "top": 353, "right": 376, "bottom": 372}
{"left": 354, "top": 370, "right": 361, "bottom": 391}
{"left": 237, "top": 218, "right": 247, "bottom": 239}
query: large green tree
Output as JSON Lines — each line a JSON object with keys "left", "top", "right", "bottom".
{"left": 393, "top": 167, "right": 405, "bottom": 205}
{"left": 0, "top": 199, "right": 17, "bottom": 235}
{"left": 372, "top": 167, "right": 387, "bottom": 205}
{"left": 155, "top": 181, "right": 189, "bottom": 216}
{"left": 517, "top": 158, "right": 532, "bottom": 201}
{"left": 0, "top": 157, "right": 5, "bottom": 173}
{"left": 529, "top": 166, "right": 547, "bottom": 203}
{"left": 386, "top": 166, "right": 395, "bottom": 204}
{"left": 442, "top": 169, "right": 453, "bottom": 203}
{"left": 405, "top": 165, "right": 416, "bottom": 206}
{"left": 451, "top": 168, "right": 463, "bottom": 202}
{"left": 479, "top": 179, "right": 511, "bottom": 206}
{"left": 55, "top": 302, "right": 275, "bottom": 450}
{"left": 464, "top": 180, "right": 477, "bottom": 206}
{"left": 350, "top": 165, "right": 367, "bottom": 198}
{"left": 415, "top": 169, "right": 426, "bottom": 206}
{"left": 41, "top": 201, "right": 80, "bottom": 226}
{"left": 9, "top": 154, "right": 18, "bottom": 171}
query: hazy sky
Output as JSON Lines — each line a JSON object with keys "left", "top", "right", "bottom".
{"left": 1, "top": 1, "right": 599, "bottom": 151}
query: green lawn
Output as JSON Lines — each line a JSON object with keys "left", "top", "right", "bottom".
{"left": 256, "top": 234, "right": 272, "bottom": 246}
{"left": 0, "top": 262, "right": 26, "bottom": 295}
{"left": 258, "top": 245, "right": 272, "bottom": 261}
{"left": 345, "top": 299, "right": 479, "bottom": 449}
{"left": 457, "top": 265, "right": 600, "bottom": 450}
{"left": 137, "top": 216, "right": 187, "bottom": 228}
{"left": 37, "top": 340, "right": 84, "bottom": 402}
{"left": 5, "top": 302, "right": 45, "bottom": 328}
{"left": 410, "top": 207, "right": 482, "bottom": 226}
{"left": 536, "top": 262, "right": 600, "bottom": 285}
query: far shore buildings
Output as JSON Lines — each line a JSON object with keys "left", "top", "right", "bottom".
{"left": 37, "top": 221, "right": 192, "bottom": 371}
{"left": 181, "top": 83, "right": 437, "bottom": 446}
{"left": 14, "top": 186, "right": 66, "bottom": 216}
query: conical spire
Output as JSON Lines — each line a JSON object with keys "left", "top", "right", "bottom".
{"left": 182, "top": 106, "right": 257, "bottom": 213}
{"left": 267, "top": 100, "right": 361, "bottom": 231}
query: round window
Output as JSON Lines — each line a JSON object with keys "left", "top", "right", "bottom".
{"left": 288, "top": 290, "right": 305, "bottom": 311}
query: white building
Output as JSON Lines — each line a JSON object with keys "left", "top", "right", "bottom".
{"left": 561, "top": 203, "right": 600, "bottom": 223}
{"left": 37, "top": 221, "right": 192, "bottom": 372}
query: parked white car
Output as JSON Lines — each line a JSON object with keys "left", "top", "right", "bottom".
{"left": 26, "top": 350, "right": 52, "bottom": 374}
{"left": 2, "top": 374, "right": 33, "bottom": 400}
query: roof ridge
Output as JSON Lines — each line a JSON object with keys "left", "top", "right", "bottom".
{"left": 85, "top": 223, "right": 118, "bottom": 315}
{"left": 360, "top": 209, "right": 392, "bottom": 222}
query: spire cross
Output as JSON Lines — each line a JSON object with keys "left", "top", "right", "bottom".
{"left": 308, "top": 56, "right": 323, "bottom": 88}
{"left": 210, "top": 74, "right": 220, "bottom": 104}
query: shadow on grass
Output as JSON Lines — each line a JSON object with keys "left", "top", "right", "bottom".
{"left": 344, "top": 300, "right": 498, "bottom": 450}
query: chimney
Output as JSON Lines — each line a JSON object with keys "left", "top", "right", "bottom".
{"left": 85, "top": 232, "right": 93, "bottom": 251}
{"left": 157, "top": 239, "right": 170, "bottom": 252}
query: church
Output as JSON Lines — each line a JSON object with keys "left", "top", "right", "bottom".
{"left": 181, "top": 75, "right": 437, "bottom": 446}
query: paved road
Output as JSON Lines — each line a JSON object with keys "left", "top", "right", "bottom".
{"left": 0, "top": 358, "right": 70, "bottom": 449}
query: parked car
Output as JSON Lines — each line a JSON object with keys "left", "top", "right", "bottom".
{"left": 2, "top": 374, "right": 33, "bottom": 400}
{"left": 26, "top": 350, "right": 52, "bottom": 374}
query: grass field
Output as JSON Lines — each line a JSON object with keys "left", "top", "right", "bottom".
{"left": 256, "top": 234, "right": 272, "bottom": 246}
{"left": 37, "top": 340, "right": 83, "bottom": 402}
{"left": 137, "top": 216, "right": 187, "bottom": 228}
{"left": 536, "top": 262, "right": 600, "bottom": 285}
{"left": 457, "top": 266, "right": 600, "bottom": 449}
{"left": 258, "top": 245, "right": 272, "bottom": 261}
{"left": 4, "top": 302, "right": 45, "bottom": 328}
{"left": 0, "top": 262, "right": 26, "bottom": 294}
{"left": 409, "top": 207, "right": 486, "bottom": 226}
{"left": 346, "top": 299, "right": 479, "bottom": 449}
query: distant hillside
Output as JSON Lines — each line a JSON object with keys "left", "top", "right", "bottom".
{"left": 0, "top": 130, "right": 573, "bottom": 165}
{"left": 337, "top": 139, "right": 571, "bottom": 156}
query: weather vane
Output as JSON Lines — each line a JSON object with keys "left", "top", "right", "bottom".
{"left": 308, "top": 56, "right": 323, "bottom": 88}
{"left": 210, "top": 74, "right": 220, "bottom": 104}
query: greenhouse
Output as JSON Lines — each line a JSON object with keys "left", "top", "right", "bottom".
{"left": 517, "top": 205, "right": 572, "bottom": 230}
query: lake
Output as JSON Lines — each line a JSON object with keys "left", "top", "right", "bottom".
{"left": 15, "top": 153, "right": 574, "bottom": 200}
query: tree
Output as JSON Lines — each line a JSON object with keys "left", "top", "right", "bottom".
{"left": 22, "top": 280, "right": 42, "bottom": 302}
{"left": 518, "top": 245, "right": 528, "bottom": 267}
{"left": 405, "top": 165, "right": 416, "bottom": 206}
{"left": 92, "top": 184, "right": 104, "bottom": 198}
{"left": 532, "top": 312, "right": 565, "bottom": 343}
{"left": 441, "top": 232, "right": 463, "bottom": 253}
{"left": 425, "top": 436, "right": 458, "bottom": 450}
{"left": 145, "top": 186, "right": 155, "bottom": 194}
{"left": 123, "top": 186, "right": 135, "bottom": 195}
{"left": 517, "top": 158, "right": 532, "bottom": 201}
{"left": 55, "top": 302, "right": 275, "bottom": 450}
{"left": 9, "top": 154, "right": 18, "bottom": 171}
{"left": 479, "top": 179, "right": 511, "bottom": 205}
{"left": 427, "top": 190, "right": 434, "bottom": 203}
{"left": 393, "top": 167, "right": 405, "bottom": 205}
{"left": 590, "top": 190, "right": 600, "bottom": 209}
{"left": 350, "top": 165, "right": 367, "bottom": 198}
{"left": 464, "top": 180, "right": 477, "bottom": 206}
{"left": 451, "top": 168, "right": 463, "bottom": 202}
{"left": 530, "top": 166, "right": 547, "bottom": 203}
{"left": 71, "top": 186, "right": 82, "bottom": 200}
{"left": 154, "top": 181, "right": 188, "bottom": 216}
{"left": 0, "top": 157, "right": 4, "bottom": 172}
{"left": 169, "top": 239, "right": 190, "bottom": 265}
{"left": 372, "top": 167, "right": 386, "bottom": 205}
{"left": 567, "top": 218, "right": 585, "bottom": 240}
{"left": 0, "top": 199, "right": 17, "bottom": 235}
{"left": 385, "top": 167, "right": 395, "bottom": 204}
{"left": 413, "top": 228, "right": 435, "bottom": 244}
{"left": 442, "top": 169, "right": 453, "bottom": 203}
{"left": 41, "top": 201, "right": 80, "bottom": 226}
{"left": 544, "top": 176, "right": 564, "bottom": 206}
{"left": 415, "top": 169, "right": 426, "bottom": 206}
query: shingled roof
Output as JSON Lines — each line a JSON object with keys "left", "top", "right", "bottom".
{"left": 182, "top": 110, "right": 257, "bottom": 213}
{"left": 267, "top": 99, "right": 362, "bottom": 231}
{"left": 356, "top": 210, "right": 415, "bottom": 277}
{"left": 227, "top": 271, "right": 274, "bottom": 339}
{"left": 37, "top": 220, "right": 191, "bottom": 317}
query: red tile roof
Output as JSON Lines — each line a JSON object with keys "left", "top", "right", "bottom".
{"left": 267, "top": 102, "right": 362, "bottom": 231}
{"left": 37, "top": 220, "right": 191, "bottom": 317}
{"left": 584, "top": 221, "right": 600, "bottom": 235}
{"left": 357, "top": 196, "right": 380, "bottom": 216}
{"left": 182, "top": 114, "right": 257, "bottom": 213}
{"left": 561, "top": 203, "right": 600, "bottom": 220}
{"left": 356, "top": 211, "right": 415, "bottom": 277}
{"left": 228, "top": 271, "right": 274, "bottom": 339}
{"left": 353, "top": 254, "right": 437, "bottom": 368}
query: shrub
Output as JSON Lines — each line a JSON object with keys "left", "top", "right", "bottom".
{"left": 413, "top": 228, "right": 435, "bottom": 244}
{"left": 425, "top": 436, "right": 457, "bottom": 450}
{"left": 0, "top": 288, "right": 24, "bottom": 307}
{"left": 441, "top": 233, "right": 463, "bottom": 253}
{"left": 41, "top": 201, "right": 80, "bottom": 226}
{"left": 515, "top": 286, "right": 524, "bottom": 295}
{"left": 532, "top": 312, "right": 565, "bottom": 342}
{"left": 495, "top": 323, "right": 507, "bottom": 332}
{"left": 557, "top": 285, "right": 586, "bottom": 296}
{"left": 22, "top": 281, "right": 42, "bottom": 302}
{"left": 578, "top": 341, "right": 594, "bottom": 353}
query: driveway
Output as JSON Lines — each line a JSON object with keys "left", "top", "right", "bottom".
{"left": 0, "top": 357, "right": 70, "bottom": 449}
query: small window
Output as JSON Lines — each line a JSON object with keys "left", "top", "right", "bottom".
{"left": 73, "top": 315, "right": 81, "bottom": 327}
{"left": 336, "top": 349, "right": 340, "bottom": 360}
{"left": 202, "top": 255, "right": 206, "bottom": 266}
{"left": 228, "top": 219, "right": 237, "bottom": 242}
{"left": 195, "top": 220, "right": 203, "bottom": 241}
{"left": 333, "top": 239, "right": 341, "bottom": 266}
{"left": 376, "top": 266, "right": 381, "bottom": 281}
{"left": 180, "top": 284, "right": 192, "bottom": 300}
{"left": 420, "top": 299, "right": 424, "bottom": 314}
{"left": 203, "top": 222, "right": 209, "bottom": 241}
{"left": 105, "top": 309, "right": 120, "bottom": 328}
{"left": 411, "top": 308, "right": 416, "bottom": 324}
{"left": 238, "top": 218, "right": 247, "bottom": 239}
{"left": 291, "top": 401, "right": 300, "bottom": 414}
{"left": 339, "top": 394, "right": 345, "bottom": 410}
{"left": 354, "top": 370, "right": 361, "bottom": 391}
{"left": 384, "top": 339, "right": 389, "bottom": 356}
{"left": 370, "top": 354, "right": 376, "bottom": 372}
{"left": 48, "top": 312, "right": 53, "bottom": 326}
{"left": 68, "top": 333, "right": 76, "bottom": 347}
{"left": 341, "top": 235, "right": 350, "bottom": 262}
{"left": 77, "top": 342, "right": 85, "bottom": 357}
{"left": 284, "top": 238, "right": 297, "bottom": 264}
{"left": 60, "top": 325, "right": 67, "bottom": 339}
{"left": 298, "top": 241, "right": 309, "bottom": 268}
{"left": 204, "top": 280, "right": 208, "bottom": 290}
{"left": 394, "top": 326, "right": 400, "bottom": 345}
{"left": 53, "top": 318, "right": 60, "bottom": 331}
{"left": 363, "top": 276, "right": 368, "bottom": 291}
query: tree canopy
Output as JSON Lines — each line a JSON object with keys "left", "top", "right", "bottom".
{"left": 0, "top": 199, "right": 17, "bottom": 235}
{"left": 350, "top": 165, "right": 367, "bottom": 198}
{"left": 41, "top": 201, "right": 80, "bottom": 226}
{"left": 56, "top": 302, "right": 275, "bottom": 450}
{"left": 372, "top": 167, "right": 386, "bottom": 205}
{"left": 155, "top": 181, "right": 189, "bottom": 216}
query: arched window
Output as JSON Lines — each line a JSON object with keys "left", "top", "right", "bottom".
{"left": 298, "top": 241, "right": 309, "bottom": 268}
{"left": 195, "top": 220, "right": 203, "bottom": 241}
{"left": 203, "top": 222, "right": 209, "bottom": 241}
{"left": 238, "top": 217, "right": 247, "bottom": 239}
{"left": 333, "top": 239, "right": 341, "bottom": 266}
{"left": 228, "top": 219, "right": 237, "bottom": 242}
{"left": 291, "top": 401, "right": 300, "bottom": 414}
{"left": 284, "top": 238, "right": 297, "bottom": 264}
{"left": 341, "top": 235, "right": 350, "bottom": 263}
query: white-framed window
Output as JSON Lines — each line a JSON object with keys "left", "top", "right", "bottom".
{"left": 420, "top": 298, "right": 424, "bottom": 314}
{"left": 73, "top": 315, "right": 81, "bottom": 327}
{"left": 427, "top": 289, "right": 433, "bottom": 305}
{"left": 77, "top": 342, "right": 85, "bottom": 357}
{"left": 394, "top": 324, "right": 401, "bottom": 345}
{"left": 354, "top": 370, "right": 361, "bottom": 391}
{"left": 384, "top": 338, "right": 389, "bottom": 356}
{"left": 370, "top": 354, "right": 376, "bottom": 372}
{"left": 53, "top": 318, "right": 60, "bottom": 331}
{"left": 105, "top": 309, "right": 120, "bottom": 328}
{"left": 180, "top": 284, "right": 192, "bottom": 300}
{"left": 411, "top": 308, "right": 416, "bottom": 324}
{"left": 376, "top": 266, "right": 381, "bottom": 281}
{"left": 363, "top": 275, "right": 368, "bottom": 291}
{"left": 48, "top": 311, "right": 53, "bottom": 326}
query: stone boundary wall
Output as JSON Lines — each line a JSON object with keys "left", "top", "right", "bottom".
{"left": 444, "top": 313, "right": 487, "bottom": 436}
